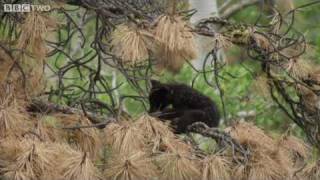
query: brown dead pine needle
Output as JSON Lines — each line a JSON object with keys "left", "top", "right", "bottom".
{"left": 104, "top": 151, "right": 158, "bottom": 180}
{"left": 104, "top": 121, "right": 146, "bottom": 154}
{"left": 110, "top": 23, "right": 152, "bottom": 66}
{"left": 153, "top": 15, "right": 197, "bottom": 72}
{"left": 156, "top": 151, "right": 200, "bottom": 180}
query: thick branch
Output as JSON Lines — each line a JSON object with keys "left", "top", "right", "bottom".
{"left": 188, "top": 122, "right": 250, "bottom": 164}
{"left": 27, "top": 99, "right": 115, "bottom": 129}
{"left": 221, "top": 0, "right": 259, "bottom": 18}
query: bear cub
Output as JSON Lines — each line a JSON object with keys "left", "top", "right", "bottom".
{"left": 148, "top": 80, "right": 220, "bottom": 133}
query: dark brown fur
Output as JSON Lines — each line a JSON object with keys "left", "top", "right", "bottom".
{"left": 148, "top": 80, "right": 220, "bottom": 133}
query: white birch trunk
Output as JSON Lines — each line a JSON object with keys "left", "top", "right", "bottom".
{"left": 189, "top": 0, "right": 219, "bottom": 69}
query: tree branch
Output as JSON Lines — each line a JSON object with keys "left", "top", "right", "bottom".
{"left": 27, "top": 99, "right": 116, "bottom": 129}
{"left": 188, "top": 122, "right": 250, "bottom": 164}
{"left": 221, "top": 0, "right": 260, "bottom": 19}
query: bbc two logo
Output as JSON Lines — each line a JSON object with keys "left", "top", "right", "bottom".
{"left": 3, "top": 4, "right": 51, "bottom": 12}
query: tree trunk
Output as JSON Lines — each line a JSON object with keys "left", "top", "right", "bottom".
{"left": 189, "top": 0, "right": 219, "bottom": 70}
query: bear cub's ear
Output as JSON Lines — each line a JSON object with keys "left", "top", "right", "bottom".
{"left": 150, "top": 80, "right": 170, "bottom": 94}
{"left": 150, "top": 79, "right": 162, "bottom": 88}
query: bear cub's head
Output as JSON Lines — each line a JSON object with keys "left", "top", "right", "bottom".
{"left": 148, "top": 80, "right": 173, "bottom": 113}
